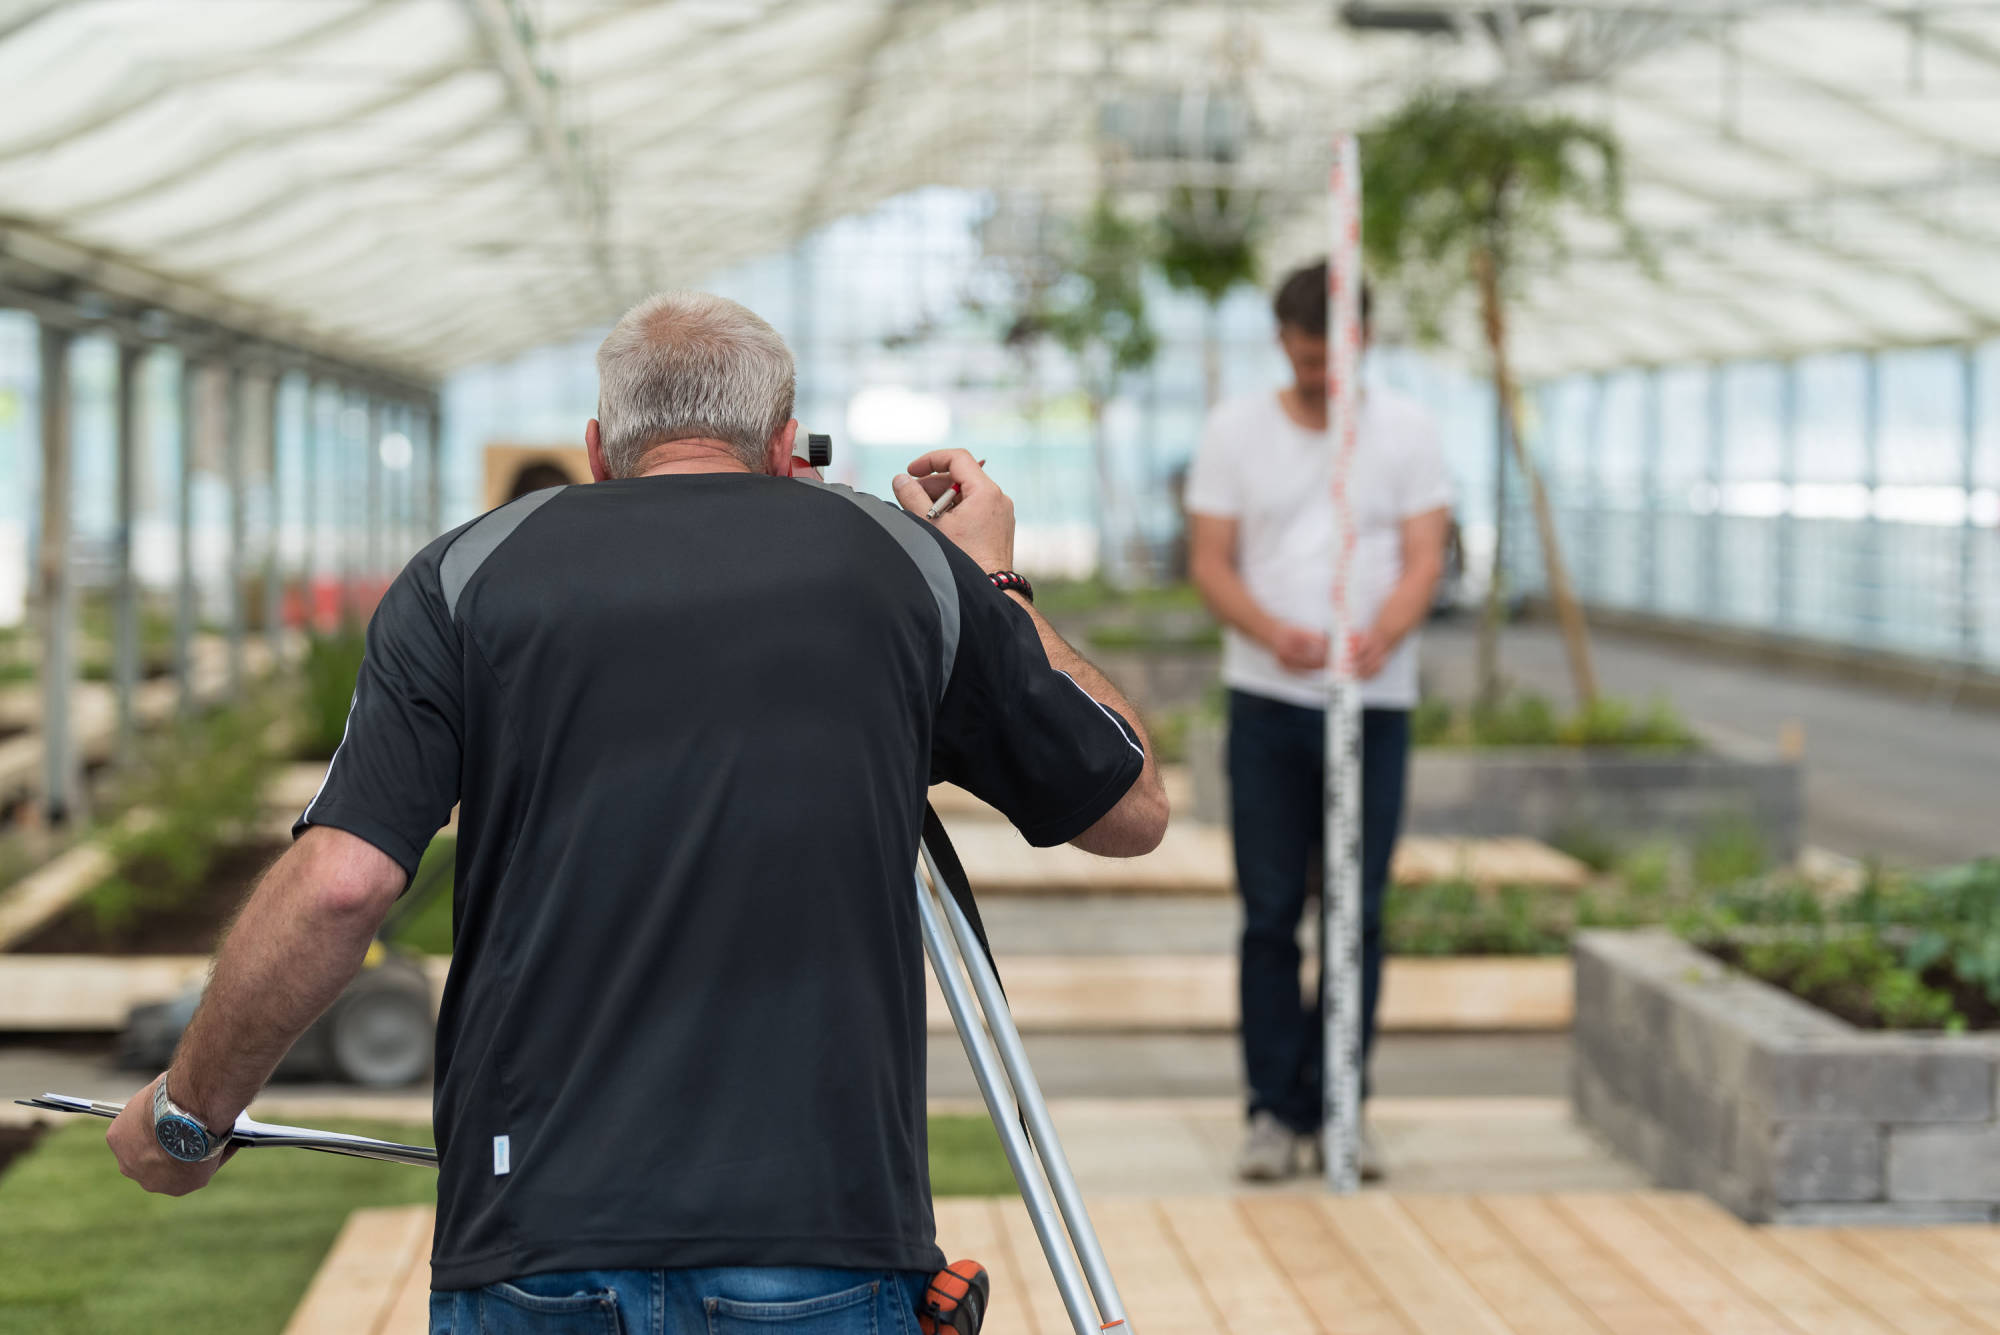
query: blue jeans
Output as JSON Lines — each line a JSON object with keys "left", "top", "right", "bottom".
{"left": 1226, "top": 690, "right": 1410, "bottom": 1134}
{"left": 431, "top": 1266, "right": 932, "bottom": 1335}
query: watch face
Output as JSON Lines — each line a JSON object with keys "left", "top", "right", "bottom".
{"left": 157, "top": 1115, "right": 208, "bottom": 1163}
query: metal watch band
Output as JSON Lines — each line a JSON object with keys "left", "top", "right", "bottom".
{"left": 154, "top": 1076, "right": 228, "bottom": 1162}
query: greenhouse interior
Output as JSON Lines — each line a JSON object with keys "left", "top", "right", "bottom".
{"left": 1, "top": 3, "right": 1999, "bottom": 1333}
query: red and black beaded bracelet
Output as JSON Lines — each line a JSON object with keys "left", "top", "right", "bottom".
{"left": 987, "top": 570, "right": 1034, "bottom": 603}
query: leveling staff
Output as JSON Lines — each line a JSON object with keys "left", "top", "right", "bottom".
{"left": 107, "top": 292, "right": 1169, "bottom": 1332}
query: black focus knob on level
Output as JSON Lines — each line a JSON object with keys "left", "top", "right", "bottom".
{"left": 804, "top": 433, "right": 832, "bottom": 469}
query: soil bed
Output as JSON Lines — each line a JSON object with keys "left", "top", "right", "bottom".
{"left": 8, "top": 841, "right": 286, "bottom": 955}
{"left": 1704, "top": 937, "right": 2000, "bottom": 1031}
{"left": 0, "top": 1124, "right": 46, "bottom": 1183}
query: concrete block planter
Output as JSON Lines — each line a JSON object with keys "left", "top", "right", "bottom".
{"left": 1190, "top": 721, "right": 1801, "bottom": 861}
{"left": 1573, "top": 928, "right": 2000, "bottom": 1223}
{"left": 1408, "top": 738, "right": 1803, "bottom": 863}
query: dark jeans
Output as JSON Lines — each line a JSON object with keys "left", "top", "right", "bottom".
{"left": 1227, "top": 689, "right": 1410, "bottom": 1135}
{"left": 431, "top": 1266, "right": 931, "bottom": 1335}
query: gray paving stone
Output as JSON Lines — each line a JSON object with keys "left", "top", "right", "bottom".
{"left": 1770, "top": 1201, "right": 1997, "bottom": 1226}
{"left": 1763, "top": 1042, "right": 1994, "bottom": 1123}
{"left": 1887, "top": 1124, "right": 2000, "bottom": 1202}
{"left": 1772, "top": 1122, "right": 1882, "bottom": 1204}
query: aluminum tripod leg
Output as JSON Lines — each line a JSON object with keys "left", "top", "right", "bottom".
{"left": 915, "top": 851, "right": 1132, "bottom": 1335}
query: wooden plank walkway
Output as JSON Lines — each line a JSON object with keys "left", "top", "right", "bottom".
{"left": 0, "top": 953, "right": 1572, "bottom": 1032}
{"left": 289, "top": 1192, "right": 2000, "bottom": 1335}
{"left": 929, "top": 816, "right": 1592, "bottom": 894}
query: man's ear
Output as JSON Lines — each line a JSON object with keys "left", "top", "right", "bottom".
{"left": 586, "top": 419, "right": 612, "bottom": 482}
{"left": 766, "top": 419, "right": 802, "bottom": 477}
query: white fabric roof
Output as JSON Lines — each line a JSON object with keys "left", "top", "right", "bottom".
{"left": 3, "top": 0, "right": 1999, "bottom": 381}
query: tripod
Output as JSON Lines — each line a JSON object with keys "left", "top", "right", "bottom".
{"left": 915, "top": 827, "right": 1133, "bottom": 1335}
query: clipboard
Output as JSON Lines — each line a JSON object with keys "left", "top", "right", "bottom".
{"left": 14, "top": 1093, "right": 438, "bottom": 1167}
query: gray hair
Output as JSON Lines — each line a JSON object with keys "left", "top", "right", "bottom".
{"left": 594, "top": 291, "right": 796, "bottom": 476}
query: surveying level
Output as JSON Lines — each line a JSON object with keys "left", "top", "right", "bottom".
{"left": 916, "top": 813, "right": 1132, "bottom": 1335}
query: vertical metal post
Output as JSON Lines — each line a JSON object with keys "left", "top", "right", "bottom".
{"left": 1861, "top": 351, "right": 1882, "bottom": 643}
{"left": 300, "top": 379, "right": 318, "bottom": 636}
{"left": 401, "top": 402, "right": 415, "bottom": 559}
{"left": 36, "top": 322, "right": 79, "bottom": 824}
{"left": 225, "top": 362, "right": 248, "bottom": 696}
{"left": 425, "top": 398, "right": 444, "bottom": 537}
{"left": 365, "top": 396, "right": 382, "bottom": 596}
{"left": 265, "top": 372, "right": 285, "bottom": 666}
{"left": 1584, "top": 373, "right": 1607, "bottom": 604}
{"left": 1961, "top": 346, "right": 1981, "bottom": 664}
{"left": 1641, "top": 366, "right": 1663, "bottom": 610}
{"left": 1704, "top": 362, "right": 1726, "bottom": 618}
{"left": 175, "top": 354, "right": 199, "bottom": 716}
{"left": 1491, "top": 384, "right": 1510, "bottom": 596}
{"left": 792, "top": 239, "right": 813, "bottom": 429}
{"left": 338, "top": 387, "right": 357, "bottom": 632}
{"left": 1777, "top": 359, "right": 1799, "bottom": 631}
{"left": 112, "top": 341, "right": 143, "bottom": 764}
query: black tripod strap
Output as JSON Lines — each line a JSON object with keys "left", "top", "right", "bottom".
{"left": 922, "top": 803, "right": 1005, "bottom": 1000}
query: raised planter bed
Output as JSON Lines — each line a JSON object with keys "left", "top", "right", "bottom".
{"left": 1190, "top": 718, "right": 1801, "bottom": 860}
{"left": 7, "top": 839, "right": 286, "bottom": 955}
{"left": 1410, "top": 738, "right": 1803, "bottom": 863}
{"left": 1573, "top": 928, "right": 2000, "bottom": 1224}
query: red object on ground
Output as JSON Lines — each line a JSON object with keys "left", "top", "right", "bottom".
{"left": 918, "top": 1260, "right": 990, "bottom": 1335}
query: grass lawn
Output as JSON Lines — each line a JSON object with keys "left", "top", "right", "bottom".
{"left": 0, "top": 1114, "right": 1012, "bottom": 1334}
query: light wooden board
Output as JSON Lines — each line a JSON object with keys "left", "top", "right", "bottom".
{"left": 930, "top": 809, "right": 1589, "bottom": 894}
{"left": 918, "top": 955, "right": 1571, "bottom": 1034}
{"left": 1239, "top": 1195, "right": 1413, "bottom": 1335}
{"left": 287, "top": 1192, "right": 1979, "bottom": 1335}
{"left": 0, "top": 951, "right": 1570, "bottom": 1033}
{"left": 280, "top": 1205, "right": 430, "bottom": 1335}
{"left": 1762, "top": 1228, "right": 1988, "bottom": 1335}
{"left": 1637, "top": 1194, "right": 1893, "bottom": 1335}
{"left": 1397, "top": 1195, "right": 1597, "bottom": 1335}
{"left": 1480, "top": 1194, "right": 1700, "bottom": 1335}
{"left": 1554, "top": 1193, "right": 1799, "bottom": 1335}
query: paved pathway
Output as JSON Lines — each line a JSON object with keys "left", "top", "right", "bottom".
{"left": 1426, "top": 621, "right": 2000, "bottom": 865}
{"left": 0, "top": 1030, "right": 1582, "bottom": 1120}
{"left": 291, "top": 1189, "right": 2000, "bottom": 1335}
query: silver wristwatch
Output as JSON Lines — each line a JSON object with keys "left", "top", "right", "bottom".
{"left": 152, "top": 1077, "right": 229, "bottom": 1163}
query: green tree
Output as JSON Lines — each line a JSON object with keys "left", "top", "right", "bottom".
{"left": 1363, "top": 90, "right": 1644, "bottom": 707}
{"left": 1156, "top": 185, "right": 1262, "bottom": 412}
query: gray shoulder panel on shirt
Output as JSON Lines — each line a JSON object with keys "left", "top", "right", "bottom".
{"left": 796, "top": 480, "right": 960, "bottom": 696}
{"left": 440, "top": 485, "right": 568, "bottom": 618}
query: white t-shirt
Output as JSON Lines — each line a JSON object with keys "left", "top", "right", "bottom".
{"left": 1184, "top": 385, "right": 1454, "bottom": 710}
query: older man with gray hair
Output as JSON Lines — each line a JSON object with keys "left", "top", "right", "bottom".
{"left": 107, "top": 291, "right": 1168, "bottom": 1333}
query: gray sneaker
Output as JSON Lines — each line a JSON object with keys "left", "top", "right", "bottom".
{"left": 1237, "top": 1111, "right": 1299, "bottom": 1181}
{"left": 1298, "top": 1125, "right": 1385, "bottom": 1182}
{"left": 1360, "top": 1123, "right": 1385, "bottom": 1183}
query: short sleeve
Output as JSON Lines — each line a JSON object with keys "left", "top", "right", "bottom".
{"left": 928, "top": 540, "right": 1146, "bottom": 848}
{"left": 1397, "top": 401, "right": 1456, "bottom": 519}
{"left": 1182, "top": 403, "right": 1243, "bottom": 518}
{"left": 293, "top": 560, "right": 463, "bottom": 879}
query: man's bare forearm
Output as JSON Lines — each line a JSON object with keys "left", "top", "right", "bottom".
{"left": 171, "top": 829, "right": 402, "bottom": 1130}
{"left": 1005, "top": 592, "right": 1151, "bottom": 749}
{"left": 1004, "top": 591, "right": 1167, "bottom": 855}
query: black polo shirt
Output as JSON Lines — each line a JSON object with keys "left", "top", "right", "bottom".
{"left": 294, "top": 472, "right": 1145, "bottom": 1289}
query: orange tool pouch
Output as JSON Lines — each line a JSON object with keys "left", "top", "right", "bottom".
{"left": 918, "top": 1260, "right": 990, "bottom": 1335}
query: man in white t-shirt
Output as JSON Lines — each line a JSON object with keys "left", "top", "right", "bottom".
{"left": 1186, "top": 262, "right": 1453, "bottom": 1182}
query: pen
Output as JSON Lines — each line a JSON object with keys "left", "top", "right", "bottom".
{"left": 925, "top": 459, "right": 988, "bottom": 521}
